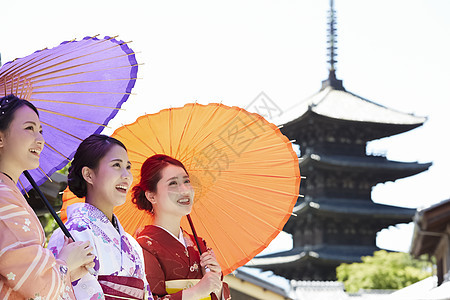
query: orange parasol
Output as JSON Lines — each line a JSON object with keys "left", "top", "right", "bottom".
{"left": 61, "top": 103, "right": 301, "bottom": 275}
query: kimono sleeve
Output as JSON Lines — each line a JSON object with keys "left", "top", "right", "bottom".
{"left": 0, "top": 190, "right": 74, "bottom": 299}
{"left": 48, "top": 221, "right": 104, "bottom": 300}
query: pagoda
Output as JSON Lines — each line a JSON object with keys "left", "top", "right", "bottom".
{"left": 249, "top": 0, "right": 432, "bottom": 280}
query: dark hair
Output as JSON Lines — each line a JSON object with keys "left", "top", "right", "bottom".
{"left": 0, "top": 94, "right": 39, "bottom": 132}
{"left": 68, "top": 134, "right": 127, "bottom": 198}
{"left": 132, "top": 154, "right": 188, "bottom": 213}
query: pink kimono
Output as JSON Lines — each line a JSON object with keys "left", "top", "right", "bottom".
{"left": 0, "top": 173, "right": 75, "bottom": 299}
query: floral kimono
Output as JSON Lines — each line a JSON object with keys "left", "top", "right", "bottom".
{"left": 48, "top": 203, "right": 152, "bottom": 300}
{"left": 0, "top": 173, "right": 75, "bottom": 299}
{"left": 137, "top": 225, "right": 231, "bottom": 300}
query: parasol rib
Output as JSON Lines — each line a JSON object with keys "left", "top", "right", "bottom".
{"left": 38, "top": 108, "right": 108, "bottom": 126}
{"left": 181, "top": 117, "right": 278, "bottom": 163}
{"left": 190, "top": 213, "right": 234, "bottom": 272}
{"left": 142, "top": 113, "right": 167, "bottom": 154}
{"left": 40, "top": 121, "right": 84, "bottom": 141}
{"left": 0, "top": 37, "right": 118, "bottom": 78}
{"left": 32, "top": 98, "right": 125, "bottom": 110}
{"left": 174, "top": 102, "right": 197, "bottom": 159}
{"left": 190, "top": 200, "right": 256, "bottom": 272}
{"left": 118, "top": 122, "right": 160, "bottom": 155}
{"left": 37, "top": 167, "right": 52, "bottom": 182}
{"left": 32, "top": 77, "right": 138, "bottom": 89}
{"left": 210, "top": 182, "right": 298, "bottom": 215}
{"left": 27, "top": 51, "right": 137, "bottom": 81}
{"left": 1, "top": 50, "right": 136, "bottom": 84}
{"left": 218, "top": 177, "right": 299, "bottom": 197}
{"left": 179, "top": 103, "right": 224, "bottom": 164}
{"left": 27, "top": 63, "right": 140, "bottom": 86}
{"left": 206, "top": 187, "right": 287, "bottom": 231}
{"left": 43, "top": 142, "right": 72, "bottom": 162}
{"left": 33, "top": 91, "right": 132, "bottom": 95}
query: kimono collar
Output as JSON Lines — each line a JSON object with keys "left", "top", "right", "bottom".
{"left": 0, "top": 172, "right": 14, "bottom": 183}
{"left": 67, "top": 202, "right": 113, "bottom": 226}
{"left": 0, "top": 172, "right": 20, "bottom": 193}
{"left": 154, "top": 225, "right": 187, "bottom": 248}
{"left": 111, "top": 215, "right": 120, "bottom": 233}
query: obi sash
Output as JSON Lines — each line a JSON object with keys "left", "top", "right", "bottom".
{"left": 165, "top": 279, "right": 211, "bottom": 300}
{"left": 98, "top": 275, "right": 145, "bottom": 300}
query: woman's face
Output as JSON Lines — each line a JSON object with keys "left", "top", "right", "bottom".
{"left": 151, "top": 164, "right": 195, "bottom": 217}
{"left": 0, "top": 105, "right": 44, "bottom": 176}
{"left": 85, "top": 144, "right": 132, "bottom": 208}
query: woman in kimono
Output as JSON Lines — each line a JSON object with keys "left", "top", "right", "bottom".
{"left": 132, "top": 154, "right": 231, "bottom": 300}
{"left": 0, "top": 94, "right": 95, "bottom": 299}
{"left": 48, "top": 134, "right": 152, "bottom": 300}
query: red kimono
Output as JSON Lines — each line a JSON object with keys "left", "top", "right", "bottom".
{"left": 137, "top": 225, "right": 231, "bottom": 300}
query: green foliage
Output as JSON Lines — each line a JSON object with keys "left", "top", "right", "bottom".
{"left": 37, "top": 164, "right": 70, "bottom": 245}
{"left": 57, "top": 161, "right": 71, "bottom": 175}
{"left": 38, "top": 213, "right": 59, "bottom": 245}
{"left": 336, "top": 250, "right": 433, "bottom": 293}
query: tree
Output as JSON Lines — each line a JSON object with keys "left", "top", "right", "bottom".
{"left": 336, "top": 250, "right": 433, "bottom": 293}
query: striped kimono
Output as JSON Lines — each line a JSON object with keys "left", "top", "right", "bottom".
{"left": 0, "top": 173, "right": 75, "bottom": 299}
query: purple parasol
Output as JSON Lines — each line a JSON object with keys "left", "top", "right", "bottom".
{"left": 0, "top": 35, "right": 138, "bottom": 192}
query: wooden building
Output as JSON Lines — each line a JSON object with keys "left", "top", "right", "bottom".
{"left": 224, "top": 268, "right": 292, "bottom": 300}
{"left": 411, "top": 199, "right": 450, "bottom": 286}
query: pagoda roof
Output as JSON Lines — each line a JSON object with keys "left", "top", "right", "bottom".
{"left": 294, "top": 198, "right": 415, "bottom": 220}
{"left": 300, "top": 153, "right": 432, "bottom": 180}
{"left": 249, "top": 244, "right": 379, "bottom": 268}
{"left": 274, "top": 86, "right": 426, "bottom": 128}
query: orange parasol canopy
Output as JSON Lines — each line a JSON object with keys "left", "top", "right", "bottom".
{"left": 61, "top": 103, "right": 301, "bottom": 275}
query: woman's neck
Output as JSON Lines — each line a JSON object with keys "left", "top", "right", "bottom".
{"left": 0, "top": 162, "right": 20, "bottom": 183}
{"left": 85, "top": 195, "right": 114, "bottom": 222}
{"left": 153, "top": 213, "right": 182, "bottom": 237}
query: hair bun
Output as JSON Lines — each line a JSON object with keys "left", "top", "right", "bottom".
{"left": 67, "top": 170, "right": 87, "bottom": 198}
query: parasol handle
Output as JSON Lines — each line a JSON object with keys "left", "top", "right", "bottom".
{"left": 187, "top": 214, "right": 210, "bottom": 273}
{"left": 23, "top": 170, "right": 73, "bottom": 239}
{"left": 187, "top": 214, "right": 203, "bottom": 254}
{"left": 23, "top": 171, "right": 96, "bottom": 275}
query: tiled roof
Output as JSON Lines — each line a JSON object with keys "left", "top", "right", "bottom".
{"left": 274, "top": 86, "right": 426, "bottom": 126}
{"left": 295, "top": 198, "right": 415, "bottom": 218}
{"left": 233, "top": 267, "right": 292, "bottom": 298}
{"left": 289, "top": 280, "right": 394, "bottom": 300}
{"left": 290, "top": 280, "right": 349, "bottom": 300}
{"left": 250, "top": 244, "right": 379, "bottom": 266}
{"left": 301, "top": 153, "right": 432, "bottom": 172}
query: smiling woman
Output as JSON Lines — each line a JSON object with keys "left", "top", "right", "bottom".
{"left": 0, "top": 95, "right": 43, "bottom": 181}
{"left": 47, "top": 134, "right": 153, "bottom": 300}
{"left": 0, "top": 94, "right": 95, "bottom": 299}
{"left": 132, "top": 155, "right": 231, "bottom": 300}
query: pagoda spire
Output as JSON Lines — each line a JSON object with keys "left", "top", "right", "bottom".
{"left": 321, "top": 0, "right": 345, "bottom": 90}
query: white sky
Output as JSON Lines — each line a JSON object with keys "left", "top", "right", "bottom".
{"left": 2, "top": 0, "right": 449, "bottom": 254}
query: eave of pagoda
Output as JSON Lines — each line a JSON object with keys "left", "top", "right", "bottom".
{"left": 300, "top": 153, "right": 432, "bottom": 182}
{"left": 280, "top": 109, "right": 424, "bottom": 143}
